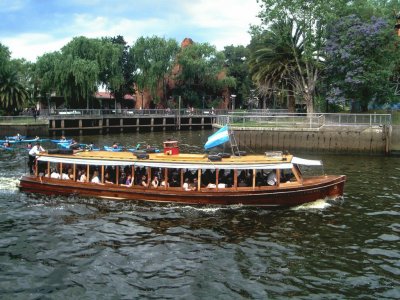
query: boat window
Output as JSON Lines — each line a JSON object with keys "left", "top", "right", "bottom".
{"left": 280, "top": 169, "right": 297, "bottom": 183}
{"left": 237, "top": 170, "right": 251, "bottom": 187}
{"left": 37, "top": 161, "right": 47, "bottom": 177}
{"left": 169, "top": 168, "right": 181, "bottom": 187}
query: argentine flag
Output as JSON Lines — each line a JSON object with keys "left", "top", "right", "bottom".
{"left": 204, "top": 125, "right": 230, "bottom": 150}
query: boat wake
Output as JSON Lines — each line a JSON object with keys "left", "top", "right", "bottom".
{"left": 0, "top": 177, "right": 19, "bottom": 192}
{"left": 291, "top": 196, "right": 344, "bottom": 211}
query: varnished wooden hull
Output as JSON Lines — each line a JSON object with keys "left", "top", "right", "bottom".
{"left": 18, "top": 175, "right": 346, "bottom": 208}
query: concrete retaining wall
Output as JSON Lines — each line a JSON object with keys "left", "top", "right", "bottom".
{"left": 233, "top": 125, "right": 389, "bottom": 154}
{"left": 0, "top": 124, "right": 48, "bottom": 138}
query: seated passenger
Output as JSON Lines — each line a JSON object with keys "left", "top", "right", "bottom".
{"left": 123, "top": 175, "right": 133, "bottom": 187}
{"left": 50, "top": 170, "right": 60, "bottom": 179}
{"left": 104, "top": 172, "right": 114, "bottom": 184}
{"left": 183, "top": 178, "right": 191, "bottom": 191}
{"left": 206, "top": 183, "right": 216, "bottom": 189}
{"left": 160, "top": 178, "right": 169, "bottom": 188}
{"left": 91, "top": 171, "right": 100, "bottom": 184}
{"left": 112, "top": 142, "right": 119, "bottom": 149}
{"left": 151, "top": 176, "right": 159, "bottom": 188}
{"left": 61, "top": 172, "right": 70, "bottom": 180}
{"left": 79, "top": 170, "right": 87, "bottom": 182}
{"left": 140, "top": 175, "right": 148, "bottom": 187}
{"left": 267, "top": 171, "right": 277, "bottom": 186}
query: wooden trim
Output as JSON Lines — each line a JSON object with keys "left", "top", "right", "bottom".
{"left": 47, "top": 161, "right": 50, "bottom": 177}
{"left": 147, "top": 167, "right": 151, "bottom": 188}
{"left": 116, "top": 166, "right": 119, "bottom": 185}
{"left": 86, "top": 165, "right": 90, "bottom": 183}
{"left": 132, "top": 166, "right": 135, "bottom": 188}
{"left": 73, "top": 164, "right": 76, "bottom": 181}
{"left": 252, "top": 169, "right": 256, "bottom": 189}
{"left": 164, "top": 168, "right": 168, "bottom": 190}
{"left": 197, "top": 169, "right": 201, "bottom": 191}
{"left": 276, "top": 169, "right": 280, "bottom": 187}
{"left": 60, "top": 163, "right": 63, "bottom": 178}
{"left": 234, "top": 169, "right": 237, "bottom": 190}
{"left": 292, "top": 166, "right": 303, "bottom": 184}
{"left": 180, "top": 169, "right": 184, "bottom": 187}
{"left": 101, "top": 165, "right": 104, "bottom": 184}
{"left": 35, "top": 159, "right": 38, "bottom": 176}
{"left": 216, "top": 169, "right": 219, "bottom": 191}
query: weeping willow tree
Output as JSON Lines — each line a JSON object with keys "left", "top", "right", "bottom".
{"left": 130, "top": 36, "right": 179, "bottom": 106}
{"left": 35, "top": 36, "right": 125, "bottom": 109}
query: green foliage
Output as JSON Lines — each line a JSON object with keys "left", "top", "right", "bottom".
{"left": 0, "top": 68, "right": 29, "bottom": 113}
{"left": 174, "top": 42, "right": 235, "bottom": 107}
{"left": 223, "top": 45, "right": 253, "bottom": 108}
{"left": 130, "top": 36, "right": 179, "bottom": 103}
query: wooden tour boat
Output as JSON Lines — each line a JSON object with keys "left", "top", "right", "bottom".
{"left": 18, "top": 137, "right": 346, "bottom": 208}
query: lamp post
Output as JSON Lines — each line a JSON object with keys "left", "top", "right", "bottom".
{"left": 230, "top": 94, "right": 236, "bottom": 111}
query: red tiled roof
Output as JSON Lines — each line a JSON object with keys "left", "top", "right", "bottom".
{"left": 95, "top": 92, "right": 134, "bottom": 100}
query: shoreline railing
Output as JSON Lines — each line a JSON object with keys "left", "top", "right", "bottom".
{"left": 216, "top": 113, "right": 391, "bottom": 128}
{"left": 0, "top": 110, "right": 392, "bottom": 128}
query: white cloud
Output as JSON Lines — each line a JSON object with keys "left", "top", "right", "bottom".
{"left": 4, "top": 33, "right": 70, "bottom": 61}
{"left": 4, "top": 0, "right": 262, "bottom": 61}
{"left": 181, "top": 0, "right": 261, "bottom": 48}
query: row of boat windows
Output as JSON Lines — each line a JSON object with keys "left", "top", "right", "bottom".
{"left": 35, "top": 162, "right": 298, "bottom": 189}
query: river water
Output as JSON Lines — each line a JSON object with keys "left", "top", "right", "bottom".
{"left": 0, "top": 130, "right": 399, "bottom": 299}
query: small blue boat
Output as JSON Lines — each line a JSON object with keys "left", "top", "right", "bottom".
{"left": 103, "top": 146, "right": 124, "bottom": 152}
{"left": 51, "top": 139, "right": 72, "bottom": 144}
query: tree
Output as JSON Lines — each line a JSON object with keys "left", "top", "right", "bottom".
{"left": 223, "top": 45, "right": 253, "bottom": 109}
{"left": 325, "top": 15, "right": 399, "bottom": 111}
{"left": 105, "top": 36, "right": 135, "bottom": 103}
{"left": 256, "top": 0, "right": 347, "bottom": 113}
{"left": 174, "top": 42, "right": 235, "bottom": 108}
{"left": 0, "top": 68, "right": 29, "bottom": 113}
{"left": 0, "top": 43, "right": 29, "bottom": 113}
{"left": 249, "top": 19, "right": 303, "bottom": 112}
{"left": 130, "top": 36, "right": 179, "bottom": 106}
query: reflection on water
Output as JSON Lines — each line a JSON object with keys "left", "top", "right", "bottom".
{"left": 0, "top": 131, "right": 399, "bottom": 299}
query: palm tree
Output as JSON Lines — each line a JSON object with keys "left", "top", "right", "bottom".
{"left": 249, "top": 19, "right": 303, "bottom": 112}
{"left": 0, "top": 68, "right": 29, "bottom": 113}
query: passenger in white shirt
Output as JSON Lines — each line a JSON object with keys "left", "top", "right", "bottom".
{"left": 91, "top": 171, "right": 100, "bottom": 184}
{"left": 28, "top": 142, "right": 45, "bottom": 174}
{"left": 50, "top": 170, "right": 60, "bottom": 179}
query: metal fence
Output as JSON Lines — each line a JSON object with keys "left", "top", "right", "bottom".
{"left": 216, "top": 113, "right": 391, "bottom": 128}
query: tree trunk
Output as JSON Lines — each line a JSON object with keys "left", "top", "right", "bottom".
{"left": 288, "top": 89, "right": 295, "bottom": 113}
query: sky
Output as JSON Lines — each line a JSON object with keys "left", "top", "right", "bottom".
{"left": 0, "top": 0, "right": 262, "bottom": 62}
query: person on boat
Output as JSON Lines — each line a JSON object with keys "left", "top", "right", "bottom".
{"left": 160, "top": 178, "right": 169, "bottom": 188}
{"left": 16, "top": 133, "right": 22, "bottom": 141}
{"left": 79, "top": 170, "right": 87, "bottom": 182}
{"left": 191, "top": 178, "right": 198, "bottom": 191}
{"left": 104, "top": 172, "right": 114, "bottom": 184}
{"left": 267, "top": 171, "right": 277, "bottom": 186}
{"left": 3, "top": 140, "right": 11, "bottom": 148}
{"left": 140, "top": 175, "right": 148, "bottom": 187}
{"left": 69, "top": 139, "right": 80, "bottom": 150}
{"left": 112, "top": 142, "right": 119, "bottom": 149}
{"left": 122, "top": 175, "right": 133, "bottom": 187}
{"left": 61, "top": 171, "right": 70, "bottom": 180}
{"left": 50, "top": 169, "right": 60, "bottom": 179}
{"left": 60, "top": 136, "right": 66, "bottom": 141}
{"left": 28, "top": 142, "right": 45, "bottom": 174}
{"left": 34, "top": 136, "right": 40, "bottom": 140}
{"left": 26, "top": 142, "right": 32, "bottom": 149}
{"left": 183, "top": 178, "right": 193, "bottom": 191}
{"left": 91, "top": 171, "right": 100, "bottom": 184}
{"left": 151, "top": 176, "right": 159, "bottom": 188}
